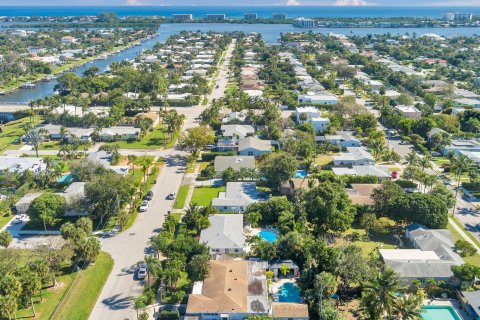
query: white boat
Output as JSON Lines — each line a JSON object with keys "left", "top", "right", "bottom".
{"left": 21, "top": 82, "right": 36, "bottom": 89}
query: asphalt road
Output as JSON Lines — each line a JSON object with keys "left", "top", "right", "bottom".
{"left": 89, "top": 40, "right": 235, "bottom": 320}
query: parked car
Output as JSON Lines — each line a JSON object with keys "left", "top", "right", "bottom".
{"left": 137, "top": 263, "right": 148, "bottom": 280}
{"left": 139, "top": 200, "right": 149, "bottom": 212}
{"left": 391, "top": 171, "right": 398, "bottom": 179}
{"left": 167, "top": 192, "right": 176, "bottom": 200}
{"left": 12, "top": 217, "right": 22, "bottom": 224}
{"left": 145, "top": 191, "right": 153, "bottom": 201}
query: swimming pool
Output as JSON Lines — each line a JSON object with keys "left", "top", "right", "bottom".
{"left": 421, "top": 306, "right": 462, "bottom": 320}
{"left": 278, "top": 282, "right": 302, "bottom": 303}
{"left": 57, "top": 174, "right": 73, "bottom": 184}
{"left": 259, "top": 230, "right": 278, "bottom": 243}
{"left": 294, "top": 170, "right": 307, "bottom": 179}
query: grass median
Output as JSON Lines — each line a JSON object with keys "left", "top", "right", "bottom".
{"left": 51, "top": 252, "right": 114, "bottom": 320}
{"left": 174, "top": 184, "right": 190, "bottom": 209}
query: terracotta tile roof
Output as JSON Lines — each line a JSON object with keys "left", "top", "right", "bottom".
{"left": 186, "top": 260, "right": 248, "bottom": 313}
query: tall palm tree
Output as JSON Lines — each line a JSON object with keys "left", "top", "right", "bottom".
{"left": 25, "top": 128, "right": 48, "bottom": 157}
{"left": 361, "top": 268, "right": 401, "bottom": 319}
{"left": 451, "top": 153, "right": 474, "bottom": 215}
{"left": 419, "top": 155, "right": 432, "bottom": 172}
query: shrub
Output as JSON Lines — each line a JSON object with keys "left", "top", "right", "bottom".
{"left": 160, "top": 311, "right": 179, "bottom": 320}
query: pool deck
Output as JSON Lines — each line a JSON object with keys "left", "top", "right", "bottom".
{"left": 424, "top": 299, "right": 470, "bottom": 320}
{"left": 269, "top": 278, "right": 295, "bottom": 294}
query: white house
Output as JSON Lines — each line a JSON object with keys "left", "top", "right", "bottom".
{"left": 295, "top": 106, "right": 330, "bottom": 133}
{"left": 298, "top": 92, "right": 339, "bottom": 105}
{"left": 98, "top": 126, "right": 140, "bottom": 142}
{"left": 0, "top": 157, "right": 45, "bottom": 174}
{"left": 454, "top": 98, "right": 480, "bottom": 108}
{"left": 333, "top": 147, "right": 375, "bottom": 166}
{"left": 212, "top": 182, "right": 266, "bottom": 212}
{"left": 317, "top": 131, "right": 360, "bottom": 147}
{"left": 220, "top": 125, "right": 255, "bottom": 139}
{"left": 332, "top": 166, "right": 391, "bottom": 181}
{"left": 199, "top": 214, "right": 245, "bottom": 255}
{"left": 238, "top": 137, "right": 272, "bottom": 157}
{"left": 394, "top": 105, "right": 422, "bottom": 120}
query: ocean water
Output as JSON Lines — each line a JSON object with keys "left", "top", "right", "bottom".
{"left": 1, "top": 6, "right": 480, "bottom": 18}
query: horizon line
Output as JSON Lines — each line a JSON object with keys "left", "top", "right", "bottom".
{"left": 1, "top": 4, "right": 480, "bottom": 7}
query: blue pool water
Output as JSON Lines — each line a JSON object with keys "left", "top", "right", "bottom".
{"left": 278, "top": 283, "right": 302, "bottom": 303}
{"left": 294, "top": 170, "right": 307, "bottom": 179}
{"left": 421, "top": 306, "right": 461, "bottom": 320}
{"left": 57, "top": 174, "right": 73, "bottom": 184}
{"left": 259, "top": 230, "right": 278, "bottom": 243}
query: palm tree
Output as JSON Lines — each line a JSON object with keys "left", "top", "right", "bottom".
{"left": 127, "top": 155, "right": 138, "bottom": 173}
{"left": 418, "top": 155, "right": 432, "bottom": 172}
{"left": 451, "top": 153, "right": 474, "bottom": 215}
{"left": 405, "top": 151, "right": 419, "bottom": 166}
{"left": 361, "top": 268, "right": 401, "bottom": 319}
{"left": 25, "top": 128, "right": 48, "bottom": 157}
{"left": 393, "top": 294, "right": 423, "bottom": 320}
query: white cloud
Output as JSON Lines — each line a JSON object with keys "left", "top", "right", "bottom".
{"left": 286, "top": 0, "right": 301, "bottom": 5}
{"left": 334, "top": 0, "right": 368, "bottom": 5}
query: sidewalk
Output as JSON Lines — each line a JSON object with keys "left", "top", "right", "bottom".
{"left": 449, "top": 217, "right": 480, "bottom": 253}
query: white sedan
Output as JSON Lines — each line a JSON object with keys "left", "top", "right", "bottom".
{"left": 139, "top": 200, "right": 149, "bottom": 212}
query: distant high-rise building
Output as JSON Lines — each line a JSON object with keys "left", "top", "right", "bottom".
{"left": 173, "top": 14, "right": 193, "bottom": 21}
{"left": 206, "top": 14, "right": 226, "bottom": 22}
{"left": 273, "top": 13, "right": 287, "bottom": 20}
{"left": 244, "top": 13, "right": 257, "bottom": 20}
{"left": 444, "top": 12, "right": 473, "bottom": 22}
{"left": 293, "top": 17, "right": 316, "bottom": 28}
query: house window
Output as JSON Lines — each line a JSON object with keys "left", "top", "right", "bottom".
{"left": 234, "top": 249, "right": 239, "bottom": 252}
{"left": 225, "top": 249, "right": 229, "bottom": 253}
{"left": 223, "top": 206, "right": 227, "bottom": 210}
{"left": 248, "top": 151, "right": 254, "bottom": 156}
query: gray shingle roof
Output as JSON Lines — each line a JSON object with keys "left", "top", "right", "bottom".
{"left": 238, "top": 137, "right": 272, "bottom": 152}
{"left": 199, "top": 214, "right": 245, "bottom": 249}
{"left": 214, "top": 156, "right": 256, "bottom": 172}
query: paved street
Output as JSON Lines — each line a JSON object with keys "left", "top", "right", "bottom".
{"left": 89, "top": 40, "right": 235, "bottom": 320}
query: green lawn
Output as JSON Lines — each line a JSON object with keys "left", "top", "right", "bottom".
{"left": 0, "top": 214, "right": 13, "bottom": 230}
{"left": 39, "top": 140, "right": 63, "bottom": 150}
{"left": 16, "top": 272, "right": 76, "bottom": 319}
{"left": 174, "top": 185, "right": 190, "bottom": 209}
{"left": 22, "top": 215, "right": 77, "bottom": 231}
{"left": 190, "top": 186, "right": 225, "bottom": 206}
{"left": 105, "top": 125, "right": 175, "bottom": 149}
{"left": 339, "top": 218, "right": 399, "bottom": 256}
{"left": 0, "top": 116, "right": 44, "bottom": 151}
{"left": 51, "top": 252, "right": 114, "bottom": 320}
{"left": 450, "top": 216, "right": 480, "bottom": 249}
{"left": 446, "top": 222, "right": 480, "bottom": 266}
{"left": 315, "top": 155, "right": 333, "bottom": 166}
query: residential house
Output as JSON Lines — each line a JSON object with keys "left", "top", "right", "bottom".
{"left": 332, "top": 166, "right": 391, "bottom": 181}
{"left": 426, "top": 128, "right": 448, "bottom": 142}
{"left": 38, "top": 124, "right": 93, "bottom": 143}
{"left": 14, "top": 192, "right": 42, "bottom": 214}
{"left": 297, "top": 92, "right": 339, "bottom": 105}
{"left": 454, "top": 98, "right": 480, "bottom": 108}
{"left": 394, "top": 105, "right": 422, "bottom": 120}
{"left": 200, "top": 214, "right": 246, "bottom": 255}
{"left": 443, "top": 140, "right": 480, "bottom": 156}
{"left": 346, "top": 184, "right": 382, "bottom": 205}
{"left": 0, "top": 157, "right": 45, "bottom": 174}
{"left": 379, "top": 224, "right": 464, "bottom": 283}
{"left": 87, "top": 151, "right": 129, "bottom": 176}
{"left": 212, "top": 182, "right": 266, "bottom": 212}
{"left": 98, "top": 126, "right": 140, "bottom": 142}
{"left": 222, "top": 112, "right": 247, "bottom": 124}
{"left": 238, "top": 137, "right": 272, "bottom": 157}
{"left": 280, "top": 178, "right": 319, "bottom": 196}
{"left": 214, "top": 156, "right": 256, "bottom": 175}
{"left": 459, "top": 291, "right": 480, "bottom": 320}
{"left": 186, "top": 259, "right": 269, "bottom": 320}
{"left": 221, "top": 125, "right": 255, "bottom": 140}
{"left": 295, "top": 106, "right": 330, "bottom": 133}
{"left": 317, "top": 131, "right": 360, "bottom": 148}
{"left": 58, "top": 182, "right": 88, "bottom": 216}
{"left": 272, "top": 303, "right": 309, "bottom": 320}
{"left": 333, "top": 147, "right": 375, "bottom": 166}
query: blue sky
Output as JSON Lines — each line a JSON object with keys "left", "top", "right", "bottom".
{"left": 2, "top": 0, "right": 480, "bottom": 6}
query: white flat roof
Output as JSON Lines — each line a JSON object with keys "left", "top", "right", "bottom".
{"left": 379, "top": 249, "right": 440, "bottom": 261}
